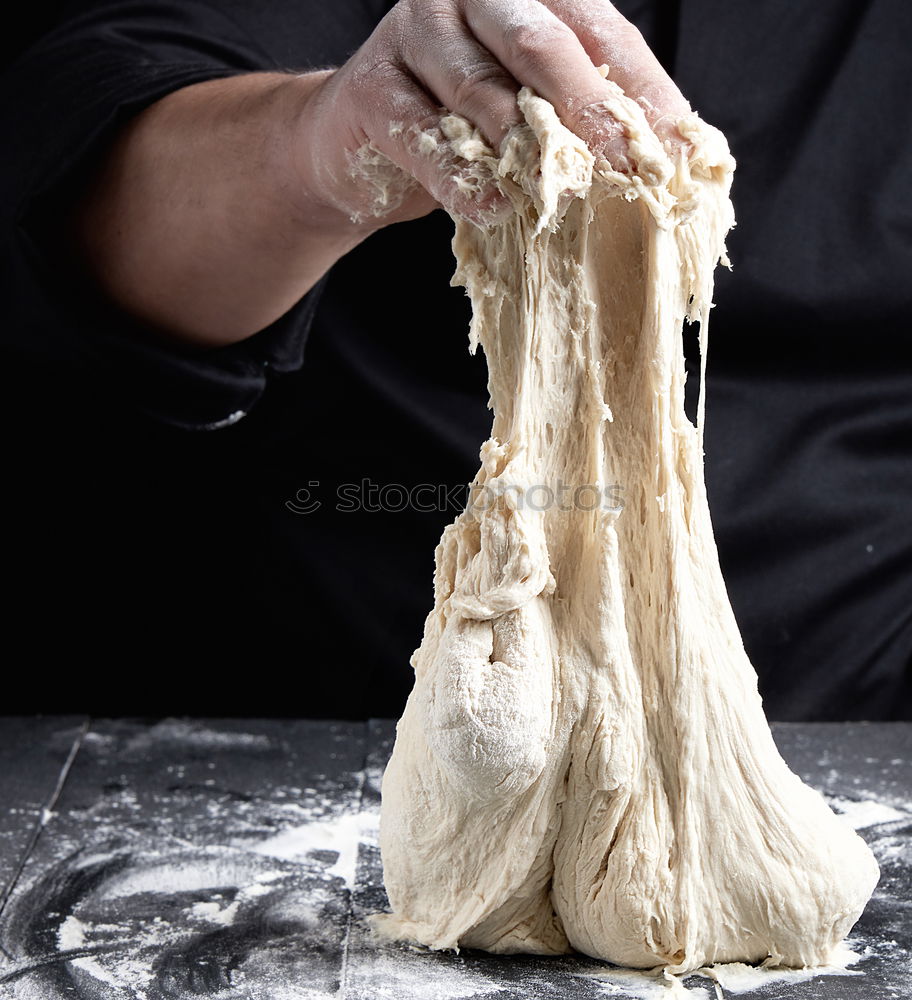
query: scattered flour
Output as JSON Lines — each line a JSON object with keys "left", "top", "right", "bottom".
{"left": 125, "top": 719, "right": 272, "bottom": 752}
{"left": 251, "top": 808, "right": 379, "bottom": 890}
{"left": 347, "top": 949, "right": 508, "bottom": 1000}
{"left": 698, "top": 942, "right": 863, "bottom": 994}
{"left": 825, "top": 795, "right": 909, "bottom": 830}
{"left": 7, "top": 718, "right": 908, "bottom": 1000}
{"left": 190, "top": 898, "right": 241, "bottom": 925}
{"left": 96, "top": 847, "right": 270, "bottom": 899}
{"left": 581, "top": 942, "right": 864, "bottom": 998}
{"left": 583, "top": 966, "right": 712, "bottom": 999}
{"left": 57, "top": 915, "right": 87, "bottom": 950}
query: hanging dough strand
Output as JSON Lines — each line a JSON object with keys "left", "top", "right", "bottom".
{"left": 376, "top": 86, "right": 879, "bottom": 974}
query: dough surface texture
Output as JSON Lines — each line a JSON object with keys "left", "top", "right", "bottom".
{"left": 377, "top": 86, "right": 879, "bottom": 973}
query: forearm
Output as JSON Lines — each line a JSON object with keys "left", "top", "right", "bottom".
{"left": 74, "top": 72, "right": 375, "bottom": 349}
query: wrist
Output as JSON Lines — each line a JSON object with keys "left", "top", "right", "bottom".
{"left": 281, "top": 70, "right": 384, "bottom": 241}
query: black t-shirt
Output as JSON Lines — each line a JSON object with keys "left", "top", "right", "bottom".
{"left": 1, "top": 0, "right": 909, "bottom": 720}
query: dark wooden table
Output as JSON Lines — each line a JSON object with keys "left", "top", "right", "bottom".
{"left": 0, "top": 718, "right": 908, "bottom": 999}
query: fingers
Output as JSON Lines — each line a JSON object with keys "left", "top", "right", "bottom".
{"left": 399, "top": 3, "right": 523, "bottom": 151}
{"left": 539, "top": 0, "right": 691, "bottom": 147}
{"left": 327, "top": 0, "right": 694, "bottom": 228}
{"left": 348, "top": 57, "right": 509, "bottom": 225}
{"left": 462, "top": 0, "right": 633, "bottom": 165}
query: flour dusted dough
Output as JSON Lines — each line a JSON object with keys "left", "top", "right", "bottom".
{"left": 377, "top": 86, "right": 879, "bottom": 973}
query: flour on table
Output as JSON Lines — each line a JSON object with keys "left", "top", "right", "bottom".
{"left": 376, "top": 85, "right": 879, "bottom": 973}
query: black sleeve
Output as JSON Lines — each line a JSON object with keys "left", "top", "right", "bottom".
{"left": 0, "top": 0, "right": 328, "bottom": 430}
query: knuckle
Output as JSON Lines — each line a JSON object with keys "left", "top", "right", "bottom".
{"left": 406, "top": 1, "right": 460, "bottom": 40}
{"left": 590, "top": 12, "right": 644, "bottom": 51}
{"left": 617, "top": 20, "right": 645, "bottom": 47}
{"left": 400, "top": 6, "right": 464, "bottom": 65}
{"left": 451, "top": 62, "right": 513, "bottom": 110}
{"left": 409, "top": 0, "right": 455, "bottom": 19}
{"left": 503, "top": 20, "right": 572, "bottom": 68}
{"left": 352, "top": 55, "right": 403, "bottom": 94}
{"left": 606, "top": 17, "right": 647, "bottom": 54}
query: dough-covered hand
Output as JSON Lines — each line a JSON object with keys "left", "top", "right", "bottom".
{"left": 295, "top": 0, "right": 692, "bottom": 227}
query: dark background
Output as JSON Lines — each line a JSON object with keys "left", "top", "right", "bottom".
{"left": 1, "top": 1, "right": 909, "bottom": 721}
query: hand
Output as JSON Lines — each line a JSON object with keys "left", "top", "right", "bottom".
{"left": 73, "top": 1, "right": 691, "bottom": 348}
{"left": 294, "top": 0, "right": 692, "bottom": 227}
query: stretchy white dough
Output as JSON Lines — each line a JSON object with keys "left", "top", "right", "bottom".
{"left": 377, "top": 86, "right": 879, "bottom": 974}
